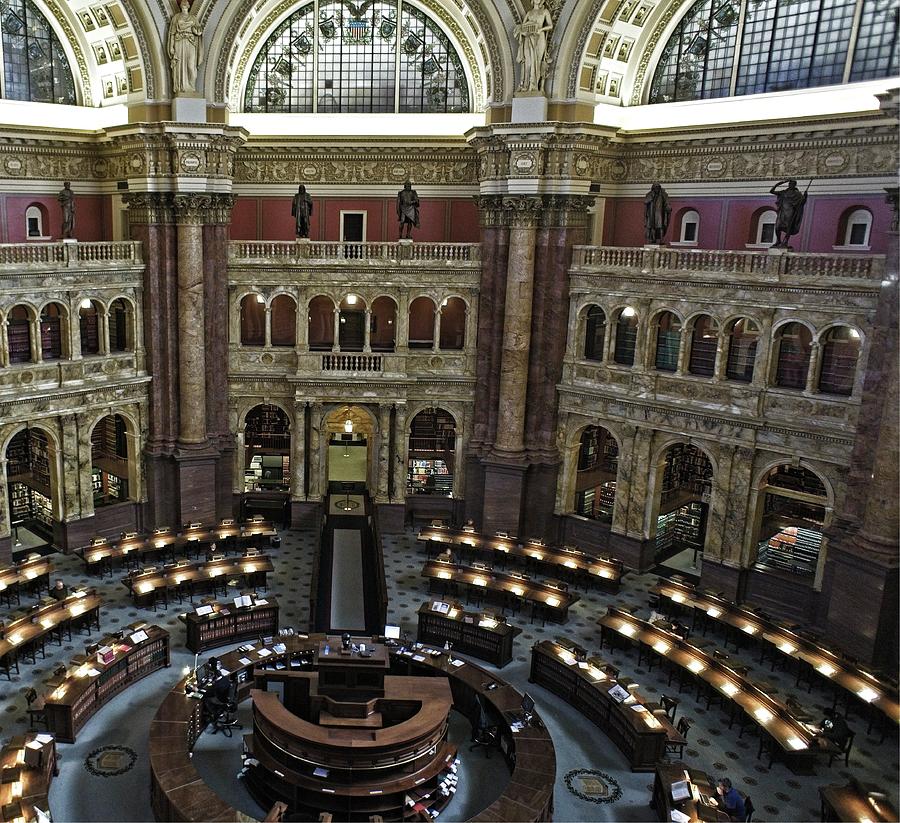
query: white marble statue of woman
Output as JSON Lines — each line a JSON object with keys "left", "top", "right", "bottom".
{"left": 168, "top": 0, "right": 203, "bottom": 95}
{"left": 514, "top": 0, "right": 553, "bottom": 93}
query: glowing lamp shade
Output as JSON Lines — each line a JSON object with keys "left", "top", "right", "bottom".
{"left": 255, "top": 293, "right": 265, "bottom": 304}
{"left": 344, "top": 418, "right": 353, "bottom": 433}
{"left": 8, "top": 632, "right": 23, "bottom": 645}
{"left": 707, "top": 607, "right": 722, "bottom": 618}
{"left": 786, "top": 736, "right": 807, "bottom": 751}
{"left": 512, "top": 586, "right": 525, "bottom": 596}
{"left": 779, "top": 642, "right": 796, "bottom": 653}
{"left": 653, "top": 641, "right": 670, "bottom": 654}
{"left": 720, "top": 682, "right": 739, "bottom": 697}
{"left": 621, "top": 306, "right": 636, "bottom": 317}
{"left": 24, "top": 570, "right": 37, "bottom": 580}
{"left": 857, "top": 687, "right": 879, "bottom": 702}
{"left": 619, "top": 623, "right": 636, "bottom": 637}
{"left": 817, "top": 663, "right": 837, "bottom": 677}
{"left": 138, "top": 582, "right": 154, "bottom": 593}
{"left": 472, "top": 576, "right": 487, "bottom": 587}
{"left": 437, "top": 571, "right": 451, "bottom": 580}
{"left": 742, "top": 624, "right": 758, "bottom": 634}
{"left": 545, "top": 596, "right": 560, "bottom": 608}
{"left": 688, "top": 659, "right": 705, "bottom": 673}
{"left": 530, "top": 552, "right": 543, "bottom": 560}
{"left": 346, "top": 293, "right": 357, "bottom": 305}
{"left": 563, "top": 559, "right": 577, "bottom": 569}
{"left": 753, "top": 707, "right": 774, "bottom": 723}
{"left": 671, "top": 593, "right": 685, "bottom": 603}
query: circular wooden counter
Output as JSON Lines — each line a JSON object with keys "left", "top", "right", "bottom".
{"left": 148, "top": 634, "right": 555, "bottom": 822}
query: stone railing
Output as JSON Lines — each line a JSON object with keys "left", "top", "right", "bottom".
{"left": 229, "top": 241, "right": 481, "bottom": 265}
{"left": 0, "top": 241, "right": 143, "bottom": 269}
{"left": 571, "top": 245, "right": 884, "bottom": 283}
{"left": 321, "top": 353, "right": 383, "bottom": 373}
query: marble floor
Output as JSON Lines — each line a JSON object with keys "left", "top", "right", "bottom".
{"left": 1, "top": 525, "right": 896, "bottom": 823}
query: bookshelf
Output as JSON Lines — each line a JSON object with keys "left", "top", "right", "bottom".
{"left": 7, "top": 315, "right": 31, "bottom": 363}
{"left": 416, "top": 601, "right": 521, "bottom": 667}
{"left": 407, "top": 458, "right": 452, "bottom": 496}
{"left": 180, "top": 597, "right": 280, "bottom": 652}
{"left": 43, "top": 625, "right": 170, "bottom": 742}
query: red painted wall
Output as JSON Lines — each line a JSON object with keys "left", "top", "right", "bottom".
{"left": 1, "top": 193, "right": 110, "bottom": 242}
{"left": 228, "top": 196, "right": 480, "bottom": 243}
{"left": 603, "top": 194, "right": 891, "bottom": 253}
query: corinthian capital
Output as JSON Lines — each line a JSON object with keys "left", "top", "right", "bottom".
{"left": 122, "top": 192, "right": 175, "bottom": 225}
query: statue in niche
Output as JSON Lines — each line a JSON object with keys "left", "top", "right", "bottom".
{"left": 291, "top": 185, "right": 313, "bottom": 238}
{"left": 769, "top": 179, "right": 809, "bottom": 248}
{"left": 643, "top": 182, "right": 671, "bottom": 244}
{"left": 58, "top": 181, "right": 75, "bottom": 239}
{"left": 514, "top": 0, "right": 553, "bottom": 93}
{"left": 168, "top": 0, "right": 203, "bottom": 95}
{"left": 397, "top": 180, "right": 420, "bottom": 239}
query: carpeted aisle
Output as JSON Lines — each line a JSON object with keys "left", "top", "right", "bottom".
{"left": 330, "top": 527, "right": 366, "bottom": 631}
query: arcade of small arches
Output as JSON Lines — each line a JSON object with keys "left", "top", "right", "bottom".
{"left": 237, "top": 291, "right": 470, "bottom": 353}
{"left": 574, "top": 304, "right": 864, "bottom": 397}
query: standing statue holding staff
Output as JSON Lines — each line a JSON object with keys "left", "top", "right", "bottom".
{"left": 58, "top": 181, "right": 75, "bottom": 239}
{"left": 514, "top": 0, "right": 554, "bottom": 92}
{"left": 397, "top": 181, "right": 420, "bottom": 240}
{"left": 291, "top": 185, "right": 313, "bottom": 239}
{"left": 770, "top": 179, "right": 809, "bottom": 248}
{"left": 644, "top": 182, "right": 671, "bottom": 244}
{"left": 168, "top": 0, "right": 203, "bottom": 95}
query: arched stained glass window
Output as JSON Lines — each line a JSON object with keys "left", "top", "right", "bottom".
{"left": 649, "top": 0, "right": 895, "bottom": 103}
{"left": 244, "top": 0, "right": 470, "bottom": 113}
{"left": 1, "top": 0, "right": 76, "bottom": 104}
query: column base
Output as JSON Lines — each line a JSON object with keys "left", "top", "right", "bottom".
{"left": 175, "top": 449, "right": 219, "bottom": 524}
{"left": 482, "top": 459, "right": 528, "bottom": 536}
{"left": 376, "top": 503, "right": 407, "bottom": 534}
{"left": 290, "top": 500, "right": 321, "bottom": 530}
{"left": 699, "top": 556, "right": 747, "bottom": 601}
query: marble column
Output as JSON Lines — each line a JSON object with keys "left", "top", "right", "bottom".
{"left": 173, "top": 199, "right": 207, "bottom": 447}
{"left": 804, "top": 341, "right": 821, "bottom": 393}
{"left": 432, "top": 307, "right": 441, "bottom": 352}
{"left": 308, "top": 402, "right": 323, "bottom": 500}
{"left": 376, "top": 403, "right": 391, "bottom": 503}
{"left": 391, "top": 403, "right": 408, "bottom": 503}
{"left": 233, "top": 430, "right": 245, "bottom": 495}
{"left": 332, "top": 308, "right": 340, "bottom": 352}
{"left": 0, "top": 457, "right": 11, "bottom": 559}
{"left": 264, "top": 306, "right": 272, "bottom": 348}
{"left": 395, "top": 293, "right": 409, "bottom": 354}
{"left": 0, "top": 321, "right": 9, "bottom": 367}
{"left": 74, "top": 414, "right": 94, "bottom": 520}
{"left": 611, "top": 423, "right": 638, "bottom": 536}
{"left": 364, "top": 309, "right": 372, "bottom": 353}
{"left": 291, "top": 406, "right": 306, "bottom": 502}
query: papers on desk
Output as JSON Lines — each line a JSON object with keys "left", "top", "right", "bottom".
{"left": 87, "top": 668, "right": 101, "bottom": 677}
{"left": 608, "top": 684, "right": 630, "bottom": 703}
{"left": 256, "top": 649, "right": 272, "bottom": 658}
{"left": 671, "top": 781, "right": 691, "bottom": 801}
{"left": 238, "top": 657, "right": 253, "bottom": 666}
{"left": 129, "top": 630, "right": 149, "bottom": 644}
{"left": 577, "top": 661, "right": 589, "bottom": 669}
{"left": 35, "top": 734, "right": 53, "bottom": 745}
{"left": 431, "top": 601, "right": 451, "bottom": 614}
{"left": 195, "top": 605, "right": 214, "bottom": 616}
{"left": 234, "top": 595, "right": 253, "bottom": 608}
{"left": 313, "top": 766, "right": 329, "bottom": 778}
{"left": 255, "top": 598, "right": 268, "bottom": 606}
{"left": 272, "top": 643, "right": 286, "bottom": 654}
{"left": 451, "top": 659, "right": 465, "bottom": 667}
{"left": 412, "top": 654, "right": 427, "bottom": 662}
{"left": 670, "top": 810, "right": 691, "bottom": 823}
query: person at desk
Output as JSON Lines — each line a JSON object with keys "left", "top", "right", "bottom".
{"left": 49, "top": 579, "right": 68, "bottom": 601}
{"left": 819, "top": 708, "right": 851, "bottom": 747}
{"left": 717, "top": 778, "right": 746, "bottom": 821}
{"left": 436, "top": 547, "right": 456, "bottom": 564}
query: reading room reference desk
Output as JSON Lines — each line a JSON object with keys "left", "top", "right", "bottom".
{"left": 149, "top": 634, "right": 556, "bottom": 823}
{"left": 417, "top": 525, "right": 623, "bottom": 589}
{"left": 651, "top": 577, "right": 900, "bottom": 730}
{"left": 652, "top": 762, "right": 731, "bottom": 822}
{"left": 421, "top": 559, "right": 579, "bottom": 624}
{"left": 42, "top": 624, "right": 170, "bottom": 742}
{"left": 819, "top": 781, "right": 899, "bottom": 822}
{"left": 599, "top": 606, "right": 824, "bottom": 769}
{"left": 529, "top": 639, "right": 682, "bottom": 771}
{"left": 179, "top": 597, "right": 279, "bottom": 653}
{"left": 0, "top": 732, "right": 57, "bottom": 823}
{"left": 417, "top": 601, "right": 521, "bottom": 667}
{"left": 0, "top": 589, "right": 101, "bottom": 679}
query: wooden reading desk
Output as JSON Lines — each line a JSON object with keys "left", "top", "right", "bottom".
{"left": 0, "top": 556, "right": 52, "bottom": 607}
{"left": 42, "top": 624, "right": 170, "bottom": 742}
{"left": 417, "top": 601, "right": 521, "bottom": 667}
{"left": 819, "top": 780, "right": 899, "bottom": 822}
{"left": 421, "top": 559, "right": 579, "bottom": 623}
{"left": 0, "top": 733, "right": 56, "bottom": 823}
{"left": 599, "top": 606, "right": 824, "bottom": 769}
{"left": 417, "top": 525, "right": 623, "bottom": 589}
{"left": 652, "top": 762, "right": 731, "bottom": 822}
{"left": 0, "top": 589, "right": 102, "bottom": 679}
{"left": 122, "top": 554, "right": 273, "bottom": 608}
{"left": 651, "top": 578, "right": 900, "bottom": 730}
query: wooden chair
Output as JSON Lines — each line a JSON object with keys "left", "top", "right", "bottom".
{"left": 827, "top": 730, "right": 855, "bottom": 767}
{"left": 664, "top": 716, "right": 692, "bottom": 759}
{"left": 25, "top": 688, "right": 48, "bottom": 731}
{"left": 744, "top": 795, "right": 755, "bottom": 822}
{"left": 660, "top": 694, "right": 679, "bottom": 722}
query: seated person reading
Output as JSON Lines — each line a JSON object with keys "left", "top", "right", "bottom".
{"left": 819, "top": 708, "right": 851, "bottom": 747}
{"left": 716, "top": 778, "right": 746, "bottom": 821}
{"left": 49, "top": 579, "right": 68, "bottom": 601}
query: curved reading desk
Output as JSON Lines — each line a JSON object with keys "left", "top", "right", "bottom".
{"left": 148, "top": 634, "right": 556, "bottom": 823}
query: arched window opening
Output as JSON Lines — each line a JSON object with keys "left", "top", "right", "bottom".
{"left": 108, "top": 298, "right": 131, "bottom": 353}
{"left": 91, "top": 414, "right": 130, "bottom": 507}
{"left": 244, "top": 405, "right": 291, "bottom": 493}
{"left": 370, "top": 296, "right": 397, "bottom": 352}
{"left": 8, "top": 305, "right": 33, "bottom": 364}
{"left": 775, "top": 322, "right": 812, "bottom": 389}
{"left": 438, "top": 297, "right": 466, "bottom": 349}
{"left": 613, "top": 308, "right": 638, "bottom": 366}
{"left": 308, "top": 296, "right": 335, "bottom": 351}
{"left": 244, "top": 0, "right": 470, "bottom": 114}
{"left": 655, "top": 443, "right": 713, "bottom": 569}
{"left": 839, "top": 208, "right": 873, "bottom": 248}
{"left": 40, "top": 303, "right": 64, "bottom": 361}
{"left": 407, "top": 408, "right": 456, "bottom": 496}
{"left": 649, "top": 0, "right": 894, "bottom": 103}
{"left": 25, "top": 204, "right": 46, "bottom": 238}
{"left": 818, "top": 326, "right": 860, "bottom": 396}
{"left": 583, "top": 305, "right": 606, "bottom": 361}
{"left": 408, "top": 296, "right": 436, "bottom": 349}
{"left": 6, "top": 427, "right": 53, "bottom": 538}
{"left": 688, "top": 315, "right": 718, "bottom": 376}
{"left": 725, "top": 318, "right": 758, "bottom": 382}
{"left": 240, "top": 294, "right": 266, "bottom": 346}
{"left": 574, "top": 426, "right": 618, "bottom": 522}
{"left": 756, "top": 464, "right": 828, "bottom": 576}
{"left": 678, "top": 210, "right": 700, "bottom": 244}
{"left": 754, "top": 209, "right": 777, "bottom": 246}
{"left": 654, "top": 311, "right": 682, "bottom": 371}
{"left": 271, "top": 294, "right": 297, "bottom": 347}
{"left": 1, "top": 0, "right": 77, "bottom": 105}
{"left": 79, "top": 299, "right": 101, "bottom": 355}
{"left": 338, "top": 294, "right": 367, "bottom": 351}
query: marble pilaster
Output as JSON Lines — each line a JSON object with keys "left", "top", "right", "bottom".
{"left": 0, "top": 458, "right": 10, "bottom": 546}
{"left": 291, "top": 406, "right": 306, "bottom": 501}
{"left": 626, "top": 427, "right": 654, "bottom": 538}
{"left": 376, "top": 404, "right": 391, "bottom": 503}
{"left": 391, "top": 404, "right": 408, "bottom": 503}
{"left": 308, "top": 402, "right": 323, "bottom": 500}
{"left": 611, "top": 423, "right": 638, "bottom": 536}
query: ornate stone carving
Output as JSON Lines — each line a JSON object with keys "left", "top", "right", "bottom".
{"left": 502, "top": 194, "right": 545, "bottom": 227}
{"left": 172, "top": 192, "right": 238, "bottom": 225}
{"left": 122, "top": 192, "right": 176, "bottom": 225}
{"left": 540, "top": 194, "right": 595, "bottom": 227}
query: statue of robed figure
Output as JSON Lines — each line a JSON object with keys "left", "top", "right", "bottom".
{"left": 291, "top": 185, "right": 313, "bottom": 238}
{"left": 770, "top": 179, "right": 809, "bottom": 248}
{"left": 644, "top": 183, "right": 671, "bottom": 244}
{"left": 397, "top": 181, "right": 420, "bottom": 239}
{"left": 58, "top": 181, "right": 75, "bottom": 239}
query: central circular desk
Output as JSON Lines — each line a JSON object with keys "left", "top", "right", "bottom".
{"left": 149, "top": 634, "right": 555, "bottom": 823}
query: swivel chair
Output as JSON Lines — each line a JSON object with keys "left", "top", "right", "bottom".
{"left": 207, "top": 680, "right": 242, "bottom": 738}
{"left": 469, "top": 695, "right": 499, "bottom": 758}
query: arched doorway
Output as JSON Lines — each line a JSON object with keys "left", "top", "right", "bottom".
{"left": 91, "top": 414, "right": 130, "bottom": 507}
{"left": 407, "top": 408, "right": 456, "bottom": 496}
{"left": 654, "top": 443, "right": 713, "bottom": 572}
{"left": 754, "top": 464, "right": 828, "bottom": 577}
{"left": 244, "top": 405, "right": 291, "bottom": 492}
{"left": 325, "top": 406, "right": 374, "bottom": 487}
{"left": 6, "top": 427, "right": 55, "bottom": 543}
{"left": 574, "top": 426, "right": 618, "bottom": 521}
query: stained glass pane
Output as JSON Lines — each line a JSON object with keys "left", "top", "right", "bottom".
{"left": 1, "top": 0, "right": 75, "bottom": 104}
{"left": 244, "top": 0, "right": 470, "bottom": 113}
